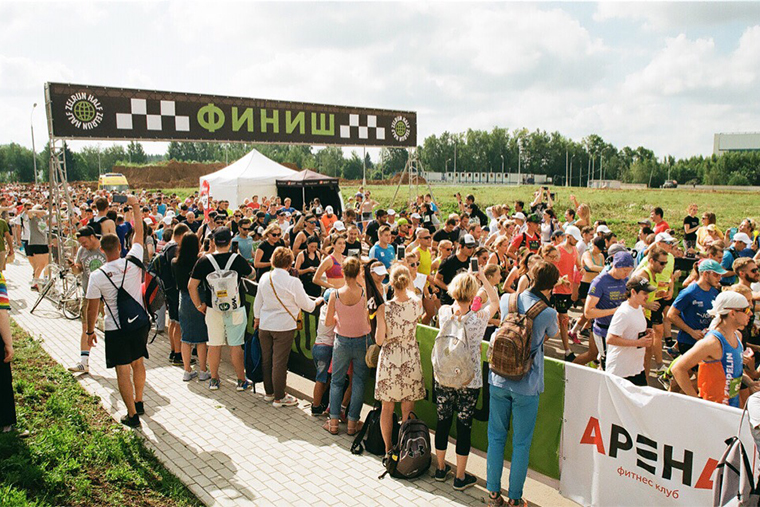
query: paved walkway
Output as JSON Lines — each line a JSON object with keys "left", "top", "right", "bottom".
{"left": 7, "top": 256, "right": 575, "bottom": 507}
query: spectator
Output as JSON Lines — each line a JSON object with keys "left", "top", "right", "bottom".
{"left": 230, "top": 218, "right": 255, "bottom": 262}
{"left": 651, "top": 206, "right": 669, "bottom": 235}
{"left": 721, "top": 232, "right": 753, "bottom": 286}
{"left": 313, "top": 235, "right": 346, "bottom": 290}
{"left": 294, "top": 236, "right": 322, "bottom": 298}
{"left": 696, "top": 212, "right": 723, "bottom": 253}
{"left": 683, "top": 204, "right": 700, "bottom": 253}
{"left": 487, "top": 261, "right": 559, "bottom": 507}
{"left": 0, "top": 271, "right": 18, "bottom": 434}
{"left": 255, "top": 247, "right": 322, "bottom": 407}
{"left": 365, "top": 209, "right": 388, "bottom": 246}
{"left": 253, "top": 223, "right": 285, "bottom": 281}
{"left": 369, "top": 225, "right": 395, "bottom": 270}
{"left": 435, "top": 235, "right": 476, "bottom": 306}
{"left": 310, "top": 289, "right": 335, "bottom": 416}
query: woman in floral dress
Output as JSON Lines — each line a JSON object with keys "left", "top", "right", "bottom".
{"left": 374, "top": 264, "right": 425, "bottom": 458}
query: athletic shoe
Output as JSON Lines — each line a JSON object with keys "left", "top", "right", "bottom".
{"left": 569, "top": 331, "right": 582, "bottom": 345}
{"left": 120, "top": 414, "right": 140, "bottom": 428}
{"left": 580, "top": 328, "right": 591, "bottom": 338}
{"left": 272, "top": 394, "right": 298, "bottom": 407}
{"left": 656, "top": 364, "right": 668, "bottom": 375}
{"left": 67, "top": 363, "right": 89, "bottom": 373}
{"left": 30, "top": 284, "right": 39, "bottom": 292}
{"left": 657, "top": 372, "right": 671, "bottom": 390}
{"left": 564, "top": 352, "right": 576, "bottom": 362}
{"left": 434, "top": 464, "right": 452, "bottom": 482}
{"left": 134, "top": 401, "right": 145, "bottom": 416}
{"left": 666, "top": 346, "right": 680, "bottom": 359}
{"left": 236, "top": 379, "right": 252, "bottom": 392}
{"left": 183, "top": 370, "right": 198, "bottom": 382}
{"left": 664, "top": 336, "right": 675, "bottom": 348}
{"left": 311, "top": 403, "right": 327, "bottom": 417}
{"left": 264, "top": 394, "right": 275, "bottom": 402}
{"left": 198, "top": 371, "right": 211, "bottom": 382}
{"left": 171, "top": 356, "right": 184, "bottom": 366}
{"left": 453, "top": 473, "right": 477, "bottom": 491}
{"left": 209, "top": 378, "right": 221, "bottom": 390}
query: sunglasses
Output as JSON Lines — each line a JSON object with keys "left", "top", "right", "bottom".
{"left": 271, "top": 233, "right": 281, "bottom": 237}
{"left": 419, "top": 236, "right": 431, "bottom": 240}
{"left": 241, "top": 227, "right": 250, "bottom": 231}
{"left": 730, "top": 307, "right": 754, "bottom": 316}
{"left": 654, "top": 259, "right": 668, "bottom": 266}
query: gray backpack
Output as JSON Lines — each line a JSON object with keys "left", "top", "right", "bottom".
{"left": 713, "top": 405, "right": 760, "bottom": 506}
{"left": 431, "top": 308, "right": 475, "bottom": 389}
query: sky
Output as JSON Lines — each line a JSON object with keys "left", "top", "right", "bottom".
{"left": 1, "top": 1, "right": 760, "bottom": 162}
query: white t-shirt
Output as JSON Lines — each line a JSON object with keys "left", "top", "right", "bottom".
{"left": 86, "top": 244, "right": 145, "bottom": 332}
{"left": 315, "top": 303, "right": 336, "bottom": 347}
{"left": 412, "top": 273, "right": 427, "bottom": 297}
{"left": 577, "top": 239, "right": 588, "bottom": 259}
{"left": 605, "top": 301, "right": 647, "bottom": 378}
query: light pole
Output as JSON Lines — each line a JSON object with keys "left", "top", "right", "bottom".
{"left": 500, "top": 154, "right": 504, "bottom": 176}
{"left": 445, "top": 158, "right": 451, "bottom": 176}
{"left": 570, "top": 154, "right": 575, "bottom": 187}
{"left": 30, "top": 103, "right": 38, "bottom": 185}
{"left": 453, "top": 142, "right": 457, "bottom": 174}
{"left": 97, "top": 143, "right": 102, "bottom": 175}
{"left": 517, "top": 145, "right": 522, "bottom": 186}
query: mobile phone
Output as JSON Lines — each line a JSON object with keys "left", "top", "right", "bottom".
{"left": 470, "top": 258, "right": 479, "bottom": 272}
{"left": 203, "top": 238, "right": 210, "bottom": 251}
{"left": 397, "top": 245, "right": 405, "bottom": 261}
{"left": 113, "top": 194, "right": 127, "bottom": 204}
{"left": 637, "top": 330, "right": 647, "bottom": 349}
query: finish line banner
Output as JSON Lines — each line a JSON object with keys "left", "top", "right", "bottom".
{"left": 560, "top": 364, "right": 756, "bottom": 506}
{"left": 46, "top": 82, "right": 417, "bottom": 147}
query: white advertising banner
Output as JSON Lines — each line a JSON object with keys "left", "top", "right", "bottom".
{"left": 560, "top": 363, "right": 756, "bottom": 507}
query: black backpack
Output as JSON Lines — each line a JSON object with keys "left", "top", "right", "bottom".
{"left": 379, "top": 413, "right": 431, "bottom": 480}
{"left": 351, "top": 403, "right": 399, "bottom": 456}
{"left": 100, "top": 256, "right": 151, "bottom": 332}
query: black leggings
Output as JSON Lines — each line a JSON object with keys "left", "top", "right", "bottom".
{"left": 434, "top": 382, "right": 479, "bottom": 456}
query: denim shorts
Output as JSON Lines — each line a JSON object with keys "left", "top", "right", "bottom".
{"left": 312, "top": 344, "right": 333, "bottom": 384}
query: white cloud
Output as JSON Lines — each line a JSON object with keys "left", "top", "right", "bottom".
{"left": 594, "top": 2, "right": 760, "bottom": 31}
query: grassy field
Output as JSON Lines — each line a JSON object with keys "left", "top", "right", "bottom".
{"left": 161, "top": 183, "right": 760, "bottom": 245}
{"left": 342, "top": 184, "right": 760, "bottom": 245}
{"left": 0, "top": 322, "right": 201, "bottom": 507}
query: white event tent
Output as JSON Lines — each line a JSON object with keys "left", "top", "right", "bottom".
{"left": 199, "top": 148, "right": 297, "bottom": 208}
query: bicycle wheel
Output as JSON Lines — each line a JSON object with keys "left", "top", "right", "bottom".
{"left": 30, "top": 278, "right": 56, "bottom": 314}
{"left": 60, "top": 274, "right": 82, "bottom": 320}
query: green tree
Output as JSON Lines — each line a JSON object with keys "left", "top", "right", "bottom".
{"left": 315, "top": 146, "right": 344, "bottom": 177}
{"left": 379, "top": 148, "right": 408, "bottom": 178}
{"left": 341, "top": 151, "right": 363, "bottom": 180}
{"left": 126, "top": 141, "right": 147, "bottom": 164}
{"left": 0, "top": 143, "right": 36, "bottom": 182}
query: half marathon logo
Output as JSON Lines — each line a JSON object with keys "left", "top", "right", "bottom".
{"left": 65, "top": 93, "right": 103, "bottom": 130}
{"left": 391, "top": 116, "right": 410, "bottom": 142}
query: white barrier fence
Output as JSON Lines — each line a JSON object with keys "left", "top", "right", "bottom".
{"left": 560, "top": 364, "right": 757, "bottom": 506}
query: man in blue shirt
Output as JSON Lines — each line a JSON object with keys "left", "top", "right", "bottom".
{"left": 487, "top": 260, "right": 559, "bottom": 507}
{"left": 230, "top": 218, "right": 255, "bottom": 263}
{"left": 368, "top": 225, "right": 395, "bottom": 269}
{"left": 668, "top": 259, "right": 724, "bottom": 356}
{"left": 721, "top": 232, "right": 753, "bottom": 286}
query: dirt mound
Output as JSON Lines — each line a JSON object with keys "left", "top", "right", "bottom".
{"left": 114, "top": 160, "right": 226, "bottom": 189}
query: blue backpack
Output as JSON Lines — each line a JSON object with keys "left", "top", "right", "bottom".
{"left": 245, "top": 329, "right": 263, "bottom": 389}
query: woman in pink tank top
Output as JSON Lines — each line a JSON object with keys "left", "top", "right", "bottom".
{"left": 324, "top": 256, "right": 377, "bottom": 436}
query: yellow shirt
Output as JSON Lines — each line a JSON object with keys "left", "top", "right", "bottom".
{"left": 417, "top": 247, "right": 432, "bottom": 276}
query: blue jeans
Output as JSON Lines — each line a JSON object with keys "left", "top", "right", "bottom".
{"left": 329, "top": 334, "right": 370, "bottom": 422}
{"left": 486, "top": 385, "right": 540, "bottom": 500}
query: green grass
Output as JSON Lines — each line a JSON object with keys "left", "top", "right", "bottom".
{"left": 0, "top": 322, "right": 202, "bottom": 507}
{"left": 340, "top": 184, "right": 760, "bottom": 245}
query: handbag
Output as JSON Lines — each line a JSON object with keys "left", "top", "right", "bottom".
{"left": 269, "top": 275, "right": 304, "bottom": 331}
{"left": 365, "top": 334, "right": 381, "bottom": 368}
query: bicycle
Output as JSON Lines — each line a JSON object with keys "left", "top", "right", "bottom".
{"left": 30, "top": 263, "right": 82, "bottom": 320}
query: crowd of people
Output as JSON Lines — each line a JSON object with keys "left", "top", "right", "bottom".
{"left": 2, "top": 181, "right": 760, "bottom": 506}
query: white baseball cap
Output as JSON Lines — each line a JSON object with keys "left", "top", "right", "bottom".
{"left": 733, "top": 232, "right": 752, "bottom": 245}
{"left": 387, "top": 209, "right": 396, "bottom": 216}
{"left": 512, "top": 212, "right": 526, "bottom": 221}
{"left": 411, "top": 212, "right": 422, "bottom": 219}
{"left": 565, "top": 225, "right": 582, "bottom": 242}
{"left": 596, "top": 225, "right": 611, "bottom": 234}
{"left": 655, "top": 231, "right": 676, "bottom": 244}
{"left": 371, "top": 264, "right": 388, "bottom": 276}
{"left": 325, "top": 205, "right": 334, "bottom": 214}
{"left": 333, "top": 221, "right": 346, "bottom": 232}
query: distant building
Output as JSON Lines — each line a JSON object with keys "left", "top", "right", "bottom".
{"left": 713, "top": 132, "right": 760, "bottom": 155}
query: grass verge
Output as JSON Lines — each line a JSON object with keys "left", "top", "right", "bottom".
{"left": 0, "top": 321, "right": 202, "bottom": 507}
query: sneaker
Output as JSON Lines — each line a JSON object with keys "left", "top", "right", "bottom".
{"left": 30, "top": 284, "right": 39, "bottom": 292}
{"left": 666, "top": 346, "right": 680, "bottom": 359}
{"left": 382, "top": 451, "right": 391, "bottom": 468}
{"left": 453, "top": 473, "right": 477, "bottom": 491}
{"left": 183, "top": 370, "right": 198, "bottom": 382}
{"left": 564, "top": 351, "right": 576, "bottom": 362}
{"left": 198, "top": 371, "right": 211, "bottom": 382}
{"left": 580, "top": 328, "right": 591, "bottom": 338}
{"left": 569, "top": 331, "right": 582, "bottom": 345}
{"left": 264, "top": 394, "right": 275, "bottom": 402}
{"left": 311, "top": 403, "right": 327, "bottom": 417}
{"left": 657, "top": 373, "right": 671, "bottom": 390}
{"left": 120, "top": 413, "right": 141, "bottom": 428}
{"left": 272, "top": 394, "right": 298, "bottom": 407}
{"left": 434, "top": 464, "right": 452, "bottom": 482}
{"left": 209, "top": 378, "right": 221, "bottom": 390}
{"left": 67, "top": 363, "right": 89, "bottom": 373}
{"left": 134, "top": 401, "right": 145, "bottom": 416}
{"left": 171, "top": 353, "right": 184, "bottom": 366}
{"left": 236, "top": 379, "right": 253, "bottom": 392}
{"left": 664, "top": 337, "right": 675, "bottom": 347}
{"left": 656, "top": 364, "right": 668, "bottom": 375}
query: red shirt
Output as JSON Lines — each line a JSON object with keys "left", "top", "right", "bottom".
{"left": 654, "top": 221, "right": 670, "bottom": 234}
{"left": 510, "top": 231, "right": 541, "bottom": 253}
{"left": 553, "top": 245, "right": 577, "bottom": 295}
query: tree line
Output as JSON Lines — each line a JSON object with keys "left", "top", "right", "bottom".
{"left": 0, "top": 129, "right": 758, "bottom": 187}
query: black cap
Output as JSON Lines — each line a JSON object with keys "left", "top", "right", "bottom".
{"left": 213, "top": 227, "right": 232, "bottom": 246}
{"left": 76, "top": 226, "right": 96, "bottom": 238}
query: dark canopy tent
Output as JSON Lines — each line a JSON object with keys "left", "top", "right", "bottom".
{"left": 276, "top": 170, "right": 343, "bottom": 214}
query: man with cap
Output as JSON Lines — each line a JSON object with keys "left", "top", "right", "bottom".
{"left": 67, "top": 226, "right": 106, "bottom": 374}
{"left": 330, "top": 220, "right": 347, "bottom": 236}
{"left": 511, "top": 212, "right": 527, "bottom": 234}
{"left": 386, "top": 208, "right": 397, "bottom": 229}
{"left": 579, "top": 251, "right": 635, "bottom": 368}
{"left": 434, "top": 234, "right": 476, "bottom": 306}
{"left": 393, "top": 218, "right": 411, "bottom": 247}
{"left": 320, "top": 205, "right": 338, "bottom": 231}
{"left": 668, "top": 259, "right": 724, "bottom": 360}
{"left": 672, "top": 291, "right": 750, "bottom": 407}
{"left": 605, "top": 275, "right": 657, "bottom": 386}
{"left": 639, "top": 231, "right": 680, "bottom": 345}
{"left": 506, "top": 213, "right": 541, "bottom": 260}
{"left": 189, "top": 227, "right": 254, "bottom": 392}
{"left": 553, "top": 226, "right": 583, "bottom": 360}
{"left": 721, "top": 232, "right": 753, "bottom": 286}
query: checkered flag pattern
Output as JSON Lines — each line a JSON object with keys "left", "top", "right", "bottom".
{"left": 116, "top": 99, "right": 190, "bottom": 132}
{"left": 340, "top": 114, "right": 385, "bottom": 140}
